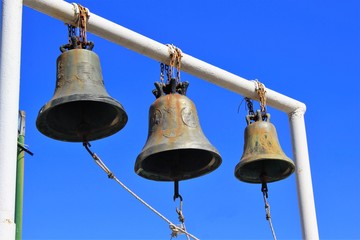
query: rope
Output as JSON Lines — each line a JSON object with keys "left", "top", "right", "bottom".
{"left": 177, "top": 206, "right": 190, "bottom": 240}
{"left": 172, "top": 191, "right": 190, "bottom": 240}
{"left": 261, "top": 182, "right": 277, "bottom": 240}
{"left": 255, "top": 80, "right": 267, "bottom": 114}
{"left": 76, "top": 4, "right": 89, "bottom": 46}
{"left": 83, "top": 142, "right": 199, "bottom": 240}
{"left": 166, "top": 44, "right": 183, "bottom": 83}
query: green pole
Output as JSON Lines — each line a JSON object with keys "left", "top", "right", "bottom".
{"left": 15, "top": 110, "right": 26, "bottom": 240}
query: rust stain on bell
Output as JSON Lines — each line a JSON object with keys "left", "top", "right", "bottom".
{"left": 135, "top": 80, "right": 222, "bottom": 181}
{"left": 36, "top": 48, "right": 128, "bottom": 142}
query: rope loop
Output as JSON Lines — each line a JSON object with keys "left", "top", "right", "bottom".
{"left": 82, "top": 142, "right": 199, "bottom": 240}
{"left": 76, "top": 4, "right": 90, "bottom": 46}
{"left": 254, "top": 80, "right": 267, "bottom": 116}
{"left": 166, "top": 44, "right": 183, "bottom": 83}
{"left": 60, "top": 3, "right": 93, "bottom": 52}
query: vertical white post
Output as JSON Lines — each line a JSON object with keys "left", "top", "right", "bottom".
{"left": 0, "top": 0, "right": 23, "bottom": 239}
{"left": 289, "top": 108, "right": 319, "bottom": 239}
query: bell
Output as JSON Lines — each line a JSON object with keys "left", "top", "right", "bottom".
{"left": 135, "top": 80, "right": 222, "bottom": 181}
{"left": 235, "top": 110, "right": 295, "bottom": 183}
{"left": 36, "top": 48, "right": 128, "bottom": 142}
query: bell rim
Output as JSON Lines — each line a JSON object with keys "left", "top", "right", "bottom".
{"left": 238, "top": 153, "right": 293, "bottom": 164}
{"left": 36, "top": 95, "right": 128, "bottom": 142}
{"left": 234, "top": 156, "right": 295, "bottom": 183}
{"left": 135, "top": 147, "right": 222, "bottom": 181}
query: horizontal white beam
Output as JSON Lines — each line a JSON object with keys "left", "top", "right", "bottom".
{"left": 23, "top": 0, "right": 305, "bottom": 114}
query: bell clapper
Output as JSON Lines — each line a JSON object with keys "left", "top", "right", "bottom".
{"left": 261, "top": 175, "right": 277, "bottom": 240}
{"left": 173, "top": 180, "right": 183, "bottom": 202}
{"left": 171, "top": 181, "right": 190, "bottom": 240}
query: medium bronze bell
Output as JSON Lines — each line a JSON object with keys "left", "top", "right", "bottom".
{"left": 235, "top": 110, "right": 295, "bottom": 183}
{"left": 36, "top": 48, "right": 128, "bottom": 142}
{"left": 135, "top": 79, "right": 222, "bottom": 181}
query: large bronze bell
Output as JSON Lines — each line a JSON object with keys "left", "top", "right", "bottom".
{"left": 235, "top": 110, "right": 295, "bottom": 183}
{"left": 36, "top": 48, "right": 128, "bottom": 142}
{"left": 135, "top": 79, "right": 222, "bottom": 181}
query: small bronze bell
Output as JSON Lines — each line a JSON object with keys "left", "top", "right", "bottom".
{"left": 235, "top": 110, "right": 295, "bottom": 183}
{"left": 135, "top": 79, "right": 222, "bottom": 181}
{"left": 36, "top": 46, "right": 128, "bottom": 142}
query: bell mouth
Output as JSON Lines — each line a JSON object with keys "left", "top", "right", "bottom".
{"left": 135, "top": 148, "right": 222, "bottom": 181}
{"left": 235, "top": 158, "right": 295, "bottom": 183}
{"left": 36, "top": 95, "right": 128, "bottom": 142}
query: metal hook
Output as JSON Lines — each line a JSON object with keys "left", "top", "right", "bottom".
{"left": 83, "top": 141, "right": 93, "bottom": 156}
{"left": 261, "top": 174, "right": 268, "bottom": 198}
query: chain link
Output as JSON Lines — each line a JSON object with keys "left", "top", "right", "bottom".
{"left": 245, "top": 97, "right": 255, "bottom": 116}
{"left": 62, "top": 4, "right": 91, "bottom": 51}
{"left": 243, "top": 80, "right": 267, "bottom": 122}
{"left": 67, "top": 24, "right": 77, "bottom": 43}
{"left": 159, "top": 63, "right": 171, "bottom": 84}
{"left": 165, "top": 64, "right": 171, "bottom": 82}
{"left": 160, "top": 63, "right": 165, "bottom": 83}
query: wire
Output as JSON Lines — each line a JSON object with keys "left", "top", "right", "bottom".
{"left": 261, "top": 182, "right": 277, "bottom": 240}
{"left": 83, "top": 142, "right": 199, "bottom": 240}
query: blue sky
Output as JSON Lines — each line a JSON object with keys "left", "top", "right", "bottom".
{"left": 17, "top": 0, "right": 360, "bottom": 239}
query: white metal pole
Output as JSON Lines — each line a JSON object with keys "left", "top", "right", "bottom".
{"left": 289, "top": 108, "right": 319, "bottom": 239}
{"left": 0, "top": 0, "right": 23, "bottom": 239}
{"left": 22, "top": 0, "right": 319, "bottom": 238}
